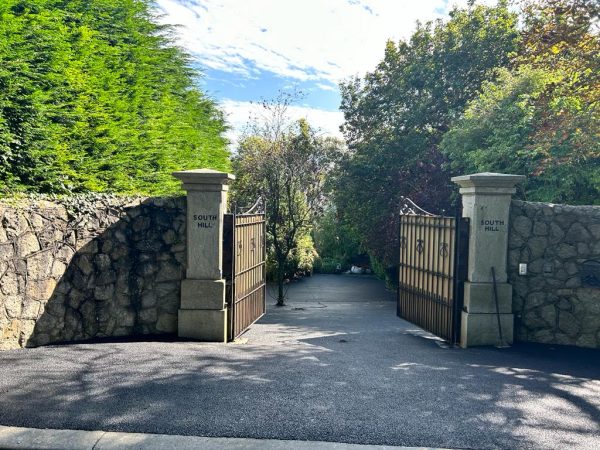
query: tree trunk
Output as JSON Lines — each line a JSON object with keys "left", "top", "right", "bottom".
{"left": 276, "top": 264, "right": 286, "bottom": 306}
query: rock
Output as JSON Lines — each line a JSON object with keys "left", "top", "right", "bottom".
{"left": 0, "top": 242, "right": 14, "bottom": 261}
{"left": 94, "top": 254, "right": 111, "bottom": 270}
{"left": 531, "top": 329, "right": 554, "bottom": 344}
{"left": 19, "top": 320, "right": 36, "bottom": 346}
{"left": 156, "top": 312, "right": 177, "bottom": 332}
{"left": 558, "top": 311, "right": 579, "bottom": 337}
{"left": 139, "top": 308, "right": 157, "bottom": 324}
{"left": 26, "top": 251, "right": 54, "bottom": 279}
{"left": 557, "top": 297, "right": 572, "bottom": 310}
{"left": 577, "top": 243, "right": 589, "bottom": 256}
{"left": 136, "top": 262, "right": 157, "bottom": 277}
{"left": 156, "top": 262, "right": 182, "bottom": 282}
{"left": 56, "top": 245, "right": 75, "bottom": 263}
{"left": 564, "top": 262, "right": 578, "bottom": 276}
{"left": 528, "top": 276, "right": 547, "bottom": 291}
{"left": 117, "top": 309, "right": 136, "bottom": 327}
{"left": 0, "top": 271, "right": 20, "bottom": 295}
{"left": 532, "top": 222, "right": 548, "bottom": 236}
{"left": 524, "top": 309, "right": 546, "bottom": 328}
{"left": 556, "top": 243, "right": 577, "bottom": 259}
{"left": 16, "top": 233, "right": 40, "bottom": 257}
{"left": 51, "top": 260, "right": 67, "bottom": 278}
{"left": 512, "top": 215, "right": 532, "bottom": 237}
{"left": 76, "top": 238, "right": 98, "bottom": 254}
{"left": 94, "top": 284, "right": 114, "bottom": 301}
{"left": 96, "top": 270, "right": 117, "bottom": 285}
{"left": 162, "top": 229, "right": 177, "bottom": 245}
{"left": 26, "top": 278, "right": 56, "bottom": 300}
{"left": 46, "top": 300, "right": 66, "bottom": 318}
{"left": 525, "top": 292, "right": 546, "bottom": 309}
{"left": 548, "top": 223, "right": 565, "bottom": 244}
{"left": 132, "top": 216, "right": 151, "bottom": 232}
{"left": 528, "top": 259, "right": 545, "bottom": 274}
{"left": 4, "top": 295, "right": 22, "bottom": 318}
{"left": 575, "top": 334, "right": 596, "bottom": 348}
{"left": 588, "top": 223, "right": 600, "bottom": 240}
{"left": 565, "top": 223, "right": 591, "bottom": 243}
{"left": 565, "top": 277, "right": 580, "bottom": 288}
{"left": 75, "top": 255, "right": 93, "bottom": 276}
{"left": 155, "top": 281, "right": 178, "bottom": 298}
{"left": 540, "top": 304, "right": 556, "bottom": 326}
{"left": 142, "top": 291, "right": 157, "bottom": 308}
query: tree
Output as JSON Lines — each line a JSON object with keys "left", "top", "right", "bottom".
{"left": 232, "top": 94, "right": 342, "bottom": 305}
{"left": 336, "top": 2, "right": 520, "bottom": 270}
{"left": 0, "top": 0, "right": 229, "bottom": 196}
{"left": 441, "top": 0, "right": 599, "bottom": 204}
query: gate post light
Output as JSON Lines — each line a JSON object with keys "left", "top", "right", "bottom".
{"left": 451, "top": 172, "right": 525, "bottom": 348}
{"left": 172, "top": 168, "right": 235, "bottom": 342}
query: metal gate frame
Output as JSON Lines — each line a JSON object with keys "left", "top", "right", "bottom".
{"left": 397, "top": 198, "right": 469, "bottom": 345}
{"left": 223, "top": 198, "right": 266, "bottom": 341}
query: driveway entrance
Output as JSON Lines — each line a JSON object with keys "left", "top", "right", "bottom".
{"left": 0, "top": 274, "right": 599, "bottom": 449}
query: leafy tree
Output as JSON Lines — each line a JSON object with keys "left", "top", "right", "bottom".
{"left": 0, "top": 0, "right": 229, "bottom": 196}
{"left": 313, "top": 207, "right": 362, "bottom": 270}
{"left": 232, "top": 94, "right": 343, "bottom": 305}
{"left": 336, "top": 2, "right": 519, "bottom": 269}
{"left": 442, "top": 0, "right": 599, "bottom": 204}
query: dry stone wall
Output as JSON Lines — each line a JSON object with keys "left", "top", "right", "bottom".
{"left": 0, "top": 195, "right": 186, "bottom": 350}
{"left": 508, "top": 200, "right": 600, "bottom": 348}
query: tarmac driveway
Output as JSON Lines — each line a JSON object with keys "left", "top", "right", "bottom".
{"left": 0, "top": 274, "right": 599, "bottom": 449}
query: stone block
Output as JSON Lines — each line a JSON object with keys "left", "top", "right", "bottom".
{"left": 180, "top": 279, "right": 226, "bottom": 310}
{"left": 178, "top": 308, "right": 227, "bottom": 342}
{"left": 0, "top": 271, "right": 19, "bottom": 296}
{"left": 156, "top": 262, "right": 183, "bottom": 282}
{"left": 16, "top": 233, "right": 40, "bottom": 257}
{"left": 26, "top": 278, "right": 56, "bottom": 300}
{"left": 463, "top": 282, "right": 512, "bottom": 314}
{"left": 156, "top": 312, "right": 177, "bottom": 333}
{"left": 460, "top": 311, "right": 514, "bottom": 347}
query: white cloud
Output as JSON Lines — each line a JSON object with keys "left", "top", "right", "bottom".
{"left": 155, "top": 0, "right": 496, "bottom": 84}
{"left": 220, "top": 99, "right": 344, "bottom": 146}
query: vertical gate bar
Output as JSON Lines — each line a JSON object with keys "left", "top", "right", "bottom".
{"left": 432, "top": 217, "right": 444, "bottom": 338}
{"left": 427, "top": 217, "right": 432, "bottom": 335}
{"left": 438, "top": 216, "right": 444, "bottom": 338}
{"left": 397, "top": 215, "right": 401, "bottom": 317}
{"left": 448, "top": 216, "right": 456, "bottom": 342}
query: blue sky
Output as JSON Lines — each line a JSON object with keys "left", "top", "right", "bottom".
{"left": 154, "top": 0, "right": 489, "bottom": 142}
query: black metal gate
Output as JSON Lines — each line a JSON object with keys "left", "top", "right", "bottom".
{"left": 223, "top": 199, "right": 266, "bottom": 341}
{"left": 397, "top": 198, "right": 469, "bottom": 344}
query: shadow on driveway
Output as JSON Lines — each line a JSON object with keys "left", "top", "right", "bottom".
{"left": 0, "top": 275, "right": 598, "bottom": 449}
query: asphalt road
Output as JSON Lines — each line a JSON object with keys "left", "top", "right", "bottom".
{"left": 1, "top": 275, "right": 599, "bottom": 449}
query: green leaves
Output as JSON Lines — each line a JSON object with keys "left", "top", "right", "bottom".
{"left": 0, "top": 0, "right": 229, "bottom": 196}
{"left": 441, "top": 0, "right": 599, "bottom": 205}
{"left": 337, "top": 2, "right": 519, "bottom": 267}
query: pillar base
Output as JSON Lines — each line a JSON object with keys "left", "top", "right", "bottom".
{"left": 178, "top": 309, "right": 227, "bottom": 342}
{"left": 463, "top": 281, "right": 512, "bottom": 313}
{"left": 180, "top": 279, "right": 226, "bottom": 309}
{"left": 460, "top": 311, "right": 513, "bottom": 348}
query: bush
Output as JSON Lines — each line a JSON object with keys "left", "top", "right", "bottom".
{"left": 314, "top": 257, "right": 343, "bottom": 274}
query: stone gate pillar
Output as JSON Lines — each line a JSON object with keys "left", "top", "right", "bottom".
{"left": 172, "top": 169, "right": 235, "bottom": 342}
{"left": 451, "top": 172, "right": 525, "bottom": 347}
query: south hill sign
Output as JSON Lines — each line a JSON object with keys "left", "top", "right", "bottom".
{"left": 481, "top": 219, "right": 505, "bottom": 232}
{"left": 194, "top": 214, "right": 217, "bottom": 229}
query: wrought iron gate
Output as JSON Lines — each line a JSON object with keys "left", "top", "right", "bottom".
{"left": 223, "top": 199, "right": 266, "bottom": 341}
{"left": 397, "top": 198, "right": 469, "bottom": 344}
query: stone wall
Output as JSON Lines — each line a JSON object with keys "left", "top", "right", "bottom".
{"left": 0, "top": 195, "right": 186, "bottom": 350}
{"left": 508, "top": 200, "right": 600, "bottom": 348}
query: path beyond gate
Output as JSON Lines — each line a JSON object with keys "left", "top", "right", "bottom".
{"left": 397, "top": 199, "right": 469, "bottom": 344}
{"left": 223, "top": 200, "right": 266, "bottom": 341}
